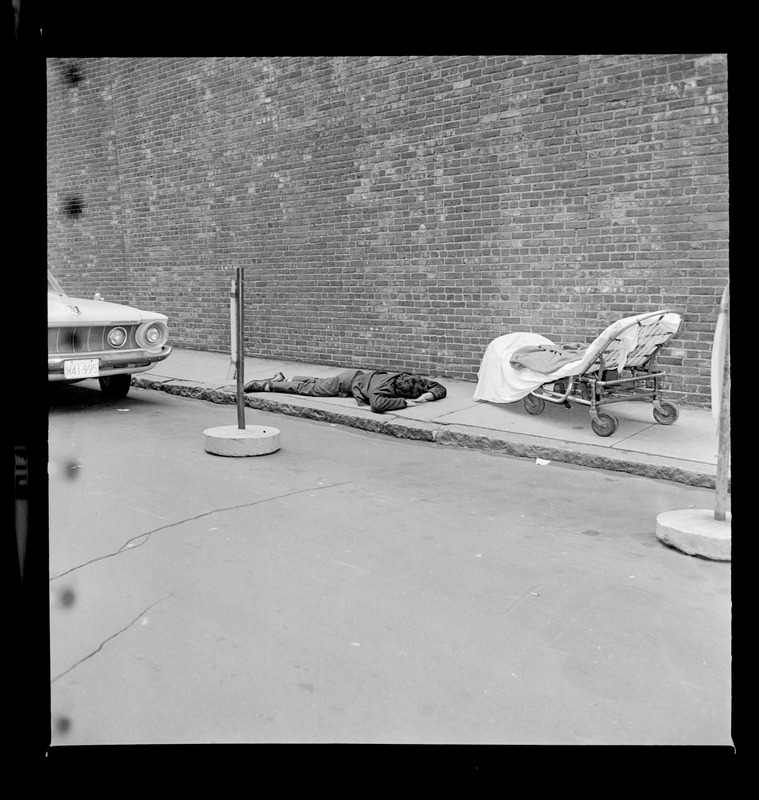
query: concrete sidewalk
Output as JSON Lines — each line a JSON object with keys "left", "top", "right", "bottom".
{"left": 133, "top": 348, "right": 728, "bottom": 490}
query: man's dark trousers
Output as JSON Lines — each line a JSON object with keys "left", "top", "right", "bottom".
{"left": 269, "top": 369, "right": 361, "bottom": 398}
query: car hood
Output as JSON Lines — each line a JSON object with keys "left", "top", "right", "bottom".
{"left": 48, "top": 293, "right": 168, "bottom": 325}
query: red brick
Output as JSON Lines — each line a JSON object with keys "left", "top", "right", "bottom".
{"left": 46, "top": 55, "right": 729, "bottom": 408}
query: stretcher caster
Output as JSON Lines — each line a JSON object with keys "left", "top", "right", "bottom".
{"left": 653, "top": 401, "right": 679, "bottom": 425}
{"left": 590, "top": 411, "right": 619, "bottom": 437}
{"left": 524, "top": 394, "right": 546, "bottom": 415}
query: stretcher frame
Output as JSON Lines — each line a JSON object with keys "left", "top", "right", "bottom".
{"left": 523, "top": 310, "right": 683, "bottom": 437}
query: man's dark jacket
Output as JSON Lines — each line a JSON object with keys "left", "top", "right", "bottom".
{"left": 351, "top": 371, "right": 447, "bottom": 414}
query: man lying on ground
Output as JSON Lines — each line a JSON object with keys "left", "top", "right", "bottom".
{"left": 244, "top": 369, "right": 447, "bottom": 414}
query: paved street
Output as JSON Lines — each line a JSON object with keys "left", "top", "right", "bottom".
{"left": 48, "top": 380, "right": 731, "bottom": 746}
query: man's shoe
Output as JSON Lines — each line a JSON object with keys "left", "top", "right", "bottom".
{"left": 244, "top": 373, "right": 284, "bottom": 392}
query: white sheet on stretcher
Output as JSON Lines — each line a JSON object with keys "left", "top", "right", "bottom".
{"left": 473, "top": 312, "right": 681, "bottom": 404}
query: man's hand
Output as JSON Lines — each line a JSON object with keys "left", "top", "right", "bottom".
{"left": 406, "top": 392, "right": 434, "bottom": 406}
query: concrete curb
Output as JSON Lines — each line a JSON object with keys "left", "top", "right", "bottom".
{"left": 132, "top": 375, "right": 725, "bottom": 490}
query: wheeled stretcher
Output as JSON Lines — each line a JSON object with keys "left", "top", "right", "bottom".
{"left": 474, "top": 310, "right": 683, "bottom": 437}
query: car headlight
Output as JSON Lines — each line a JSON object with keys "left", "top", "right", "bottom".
{"left": 145, "top": 325, "right": 162, "bottom": 345}
{"left": 107, "top": 327, "right": 127, "bottom": 347}
{"left": 136, "top": 320, "right": 169, "bottom": 351}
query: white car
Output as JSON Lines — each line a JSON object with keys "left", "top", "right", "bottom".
{"left": 48, "top": 270, "right": 172, "bottom": 398}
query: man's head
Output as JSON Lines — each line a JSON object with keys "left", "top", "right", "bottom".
{"left": 395, "top": 372, "right": 425, "bottom": 399}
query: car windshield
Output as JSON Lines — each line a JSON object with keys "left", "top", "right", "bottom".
{"left": 48, "top": 271, "right": 65, "bottom": 295}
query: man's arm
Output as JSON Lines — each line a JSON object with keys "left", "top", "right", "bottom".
{"left": 419, "top": 379, "right": 447, "bottom": 401}
{"left": 405, "top": 379, "right": 446, "bottom": 406}
{"left": 369, "top": 393, "right": 409, "bottom": 413}
{"left": 367, "top": 375, "right": 447, "bottom": 412}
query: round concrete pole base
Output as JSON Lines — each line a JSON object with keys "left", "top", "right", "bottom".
{"left": 203, "top": 425, "right": 281, "bottom": 457}
{"left": 656, "top": 508, "right": 731, "bottom": 561}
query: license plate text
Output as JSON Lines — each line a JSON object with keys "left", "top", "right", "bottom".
{"left": 64, "top": 359, "right": 100, "bottom": 379}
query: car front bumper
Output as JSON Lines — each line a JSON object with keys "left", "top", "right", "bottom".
{"left": 47, "top": 346, "right": 173, "bottom": 381}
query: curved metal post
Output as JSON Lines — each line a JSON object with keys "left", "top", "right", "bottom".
{"left": 715, "top": 285, "right": 730, "bottom": 520}
{"left": 235, "top": 267, "right": 245, "bottom": 430}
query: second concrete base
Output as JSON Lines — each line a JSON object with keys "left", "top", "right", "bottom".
{"left": 204, "top": 425, "right": 281, "bottom": 457}
{"left": 656, "top": 508, "right": 731, "bottom": 561}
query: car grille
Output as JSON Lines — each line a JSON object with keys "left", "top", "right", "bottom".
{"left": 48, "top": 324, "right": 140, "bottom": 355}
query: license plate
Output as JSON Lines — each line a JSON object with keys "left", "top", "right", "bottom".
{"left": 64, "top": 359, "right": 100, "bottom": 379}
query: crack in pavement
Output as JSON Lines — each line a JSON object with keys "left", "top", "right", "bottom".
{"left": 51, "top": 592, "right": 175, "bottom": 683}
{"left": 50, "top": 480, "right": 353, "bottom": 581}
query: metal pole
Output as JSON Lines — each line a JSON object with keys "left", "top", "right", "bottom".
{"left": 235, "top": 267, "right": 245, "bottom": 430}
{"left": 714, "top": 286, "right": 730, "bottom": 521}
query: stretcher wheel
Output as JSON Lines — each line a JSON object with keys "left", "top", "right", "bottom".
{"left": 524, "top": 394, "right": 545, "bottom": 415}
{"left": 591, "top": 411, "right": 618, "bottom": 437}
{"left": 653, "top": 401, "right": 679, "bottom": 425}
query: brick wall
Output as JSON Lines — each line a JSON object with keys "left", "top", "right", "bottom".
{"left": 47, "top": 55, "right": 729, "bottom": 406}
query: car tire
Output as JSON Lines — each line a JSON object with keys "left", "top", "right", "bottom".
{"left": 98, "top": 374, "right": 132, "bottom": 398}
